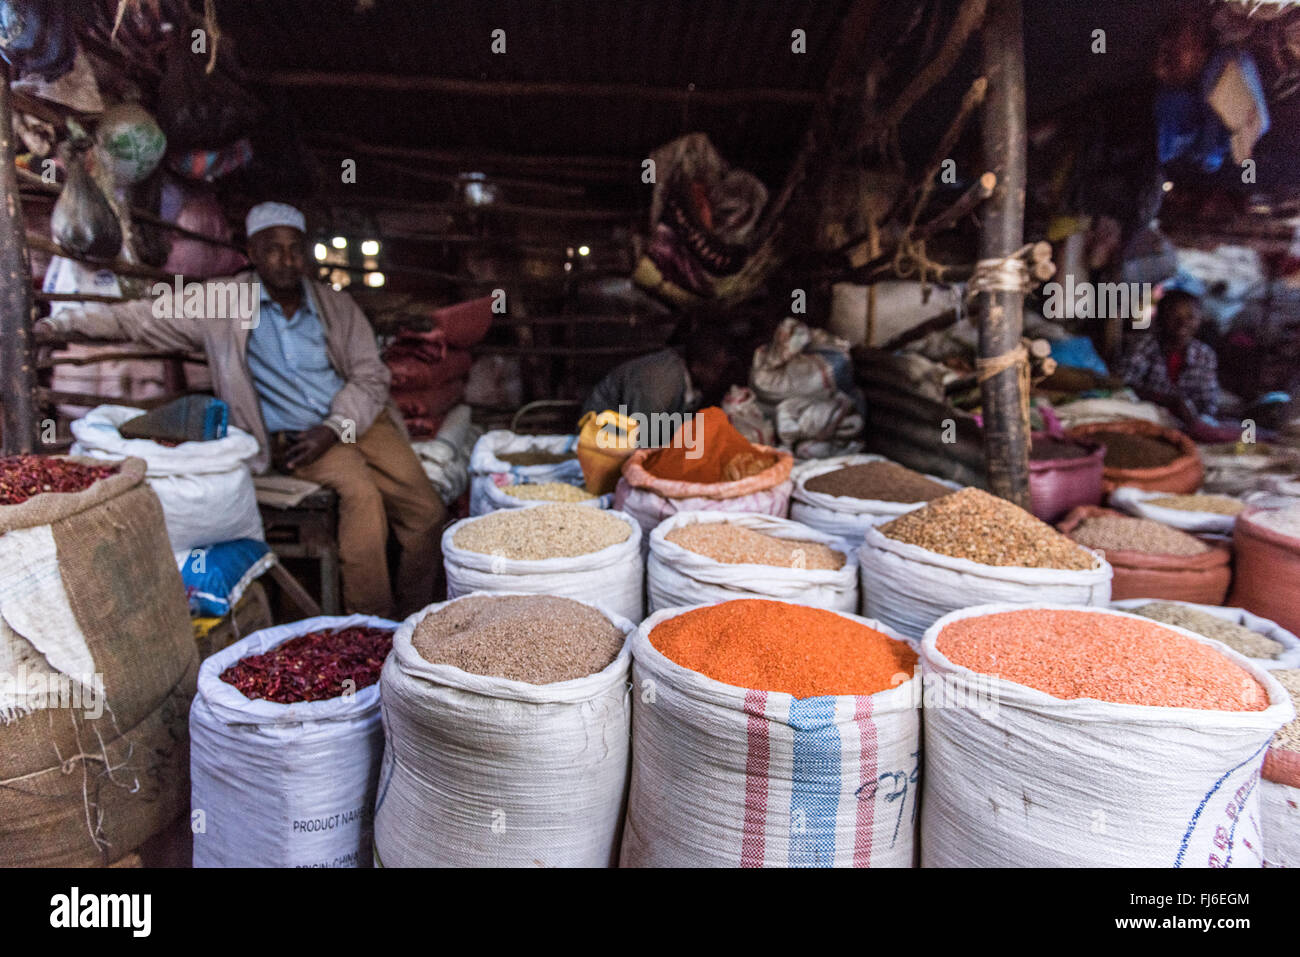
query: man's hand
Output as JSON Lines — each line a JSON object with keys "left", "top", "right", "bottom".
{"left": 283, "top": 425, "right": 339, "bottom": 472}
{"left": 32, "top": 319, "right": 60, "bottom": 344}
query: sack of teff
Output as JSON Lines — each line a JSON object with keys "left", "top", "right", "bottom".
{"left": 621, "top": 600, "right": 921, "bottom": 868}
{"left": 1260, "top": 669, "right": 1300, "bottom": 867}
{"left": 921, "top": 604, "right": 1294, "bottom": 868}
{"left": 468, "top": 431, "right": 583, "bottom": 516}
{"left": 647, "top": 511, "right": 859, "bottom": 614}
{"left": 858, "top": 487, "right": 1112, "bottom": 640}
{"left": 189, "top": 615, "right": 398, "bottom": 868}
{"left": 374, "top": 593, "right": 634, "bottom": 867}
{"left": 0, "top": 455, "right": 197, "bottom": 867}
{"left": 442, "top": 504, "right": 644, "bottom": 623}
{"left": 789, "top": 455, "right": 961, "bottom": 544}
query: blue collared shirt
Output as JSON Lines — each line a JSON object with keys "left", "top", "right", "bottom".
{"left": 246, "top": 282, "right": 346, "bottom": 433}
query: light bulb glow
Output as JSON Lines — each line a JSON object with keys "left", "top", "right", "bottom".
{"left": 331, "top": 236, "right": 348, "bottom": 249}
{"left": 361, "top": 239, "right": 380, "bottom": 256}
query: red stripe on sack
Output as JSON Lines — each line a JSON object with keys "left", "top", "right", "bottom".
{"left": 855, "top": 696, "right": 877, "bottom": 868}
{"left": 741, "top": 689, "right": 770, "bottom": 867}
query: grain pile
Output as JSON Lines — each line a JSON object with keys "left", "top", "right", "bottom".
{"left": 1271, "top": 669, "right": 1300, "bottom": 753}
{"left": 878, "top": 487, "right": 1097, "bottom": 570}
{"left": 1250, "top": 503, "right": 1300, "bottom": 539}
{"left": 1147, "top": 494, "right": 1244, "bottom": 516}
{"left": 1030, "top": 438, "right": 1092, "bottom": 461}
{"left": 413, "top": 595, "right": 623, "bottom": 684}
{"left": 649, "top": 599, "right": 916, "bottom": 698}
{"left": 452, "top": 503, "right": 629, "bottom": 560}
{"left": 937, "top": 608, "right": 1270, "bottom": 711}
{"left": 1089, "top": 430, "right": 1181, "bottom": 469}
{"left": 501, "top": 482, "right": 595, "bottom": 502}
{"left": 1070, "top": 515, "right": 1209, "bottom": 556}
{"left": 804, "top": 460, "right": 952, "bottom": 503}
{"left": 1131, "top": 602, "right": 1284, "bottom": 659}
{"left": 664, "top": 522, "right": 845, "bottom": 570}
{"left": 497, "top": 449, "right": 575, "bottom": 466}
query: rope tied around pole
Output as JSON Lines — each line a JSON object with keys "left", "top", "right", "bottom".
{"left": 976, "top": 342, "right": 1032, "bottom": 444}
{"left": 965, "top": 243, "right": 1034, "bottom": 301}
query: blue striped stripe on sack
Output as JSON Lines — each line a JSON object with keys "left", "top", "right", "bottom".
{"left": 788, "top": 697, "right": 841, "bottom": 868}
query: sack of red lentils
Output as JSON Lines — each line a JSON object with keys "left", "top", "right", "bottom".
{"left": 189, "top": 614, "right": 398, "bottom": 868}
{"left": 921, "top": 603, "right": 1295, "bottom": 868}
{"left": 374, "top": 592, "right": 634, "bottom": 867}
{"left": 647, "top": 511, "right": 858, "bottom": 614}
{"left": 621, "top": 600, "right": 921, "bottom": 867}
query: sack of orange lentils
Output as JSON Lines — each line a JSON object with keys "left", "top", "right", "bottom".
{"left": 920, "top": 604, "right": 1294, "bottom": 868}
{"left": 621, "top": 599, "right": 921, "bottom": 868}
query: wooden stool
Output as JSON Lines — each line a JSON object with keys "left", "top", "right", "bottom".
{"left": 258, "top": 487, "right": 342, "bottom": 615}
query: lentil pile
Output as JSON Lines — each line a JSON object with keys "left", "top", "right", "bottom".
{"left": 1131, "top": 602, "right": 1284, "bottom": 660}
{"left": 879, "top": 487, "right": 1097, "bottom": 570}
{"left": 1089, "top": 430, "right": 1181, "bottom": 470}
{"left": 1249, "top": 503, "right": 1300, "bottom": 539}
{"left": 0, "top": 455, "right": 118, "bottom": 505}
{"left": 1146, "top": 494, "right": 1244, "bottom": 516}
{"left": 803, "top": 460, "right": 953, "bottom": 503}
{"left": 452, "top": 503, "right": 630, "bottom": 560}
{"left": 501, "top": 482, "right": 595, "bottom": 502}
{"left": 497, "top": 448, "right": 575, "bottom": 466}
{"left": 649, "top": 599, "right": 916, "bottom": 698}
{"left": 1030, "top": 438, "right": 1092, "bottom": 462}
{"left": 664, "top": 522, "right": 845, "bottom": 570}
{"left": 1270, "top": 670, "right": 1300, "bottom": 753}
{"left": 413, "top": 595, "right": 623, "bottom": 683}
{"left": 938, "top": 608, "right": 1270, "bottom": 711}
{"left": 219, "top": 625, "right": 394, "bottom": 703}
{"left": 1069, "top": 515, "right": 1209, "bottom": 556}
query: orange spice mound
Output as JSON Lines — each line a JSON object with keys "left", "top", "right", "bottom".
{"left": 937, "top": 608, "right": 1271, "bottom": 712}
{"left": 643, "top": 406, "right": 761, "bottom": 484}
{"left": 649, "top": 599, "right": 917, "bottom": 699}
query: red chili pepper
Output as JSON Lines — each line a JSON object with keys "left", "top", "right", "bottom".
{"left": 0, "top": 455, "right": 118, "bottom": 506}
{"left": 219, "top": 626, "right": 394, "bottom": 703}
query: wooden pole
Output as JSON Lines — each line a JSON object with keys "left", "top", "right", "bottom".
{"left": 976, "top": 0, "right": 1029, "bottom": 505}
{"left": 0, "top": 67, "right": 35, "bottom": 454}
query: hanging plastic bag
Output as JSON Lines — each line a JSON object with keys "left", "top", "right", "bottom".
{"left": 51, "top": 140, "right": 122, "bottom": 261}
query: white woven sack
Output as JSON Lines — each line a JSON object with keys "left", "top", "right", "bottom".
{"left": 468, "top": 430, "right": 583, "bottom": 516}
{"left": 373, "top": 593, "right": 634, "bottom": 867}
{"left": 190, "top": 614, "right": 398, "bottom": 868}
{"left": 647, "top": 511, "right": 858, "bottom": 614}
{"left": 621, "top": 602, "right": 921, "bottom": 868}
{"left": 920, "top": 603, "right": 1295, "bottom": 868}
{"left": 1110, "top": 486, "right": 1240, "bottom": 535}
{"left": 480, "top": 479, "right": 611, "bottom": 512}
{"left": 1261, "top": 779, "right": 1300, "bottom": 867}
{"left": 615, "top": 476, "right": 794, "bottom": 546}
{"left": 442, "top": 508, "right": 643, "bottom": 622}
{"left": 71, "top": 404, "right": 262, "bottom": 552}
{"left": 790, "top": 454, "right": 963, "bottom": 544}
{"left": 857, "top": 524, "right": 1113, "bottom": 639}
{"left": 1111, "top": 598, "right": 1300, "bottom": 671}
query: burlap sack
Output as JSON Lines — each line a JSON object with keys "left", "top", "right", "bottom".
{"left": 0, "top": 456, "right": 197, "bottom": 866}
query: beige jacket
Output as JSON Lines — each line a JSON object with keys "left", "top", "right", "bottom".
{"left": 39, "top": 270, "right": 404, "bottom": 474}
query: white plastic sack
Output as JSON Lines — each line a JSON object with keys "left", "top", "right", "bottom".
{"left": 1110, "top": 486, "right": 1240, "bottom": 535}
{"left": 1111, "top": 598, "right": 1300, "bottom": 671}
{"left": 920, "top": 603, "right": 1295, "bottom": 868}
{"left": 621, "top": 603, "right": 921, "bottom": 867}
{"left": 480, "top": 479, "right": 612, "bottom": 512}
{"left": 647, "top": 511, "right": 858, "bottom": 614}
{"left": 750, "top": 318, "right": 850, "bottom": 406}
{"left": 373, "top": 593, "right": 633, "bottom": 867}
{"left": 468, "top": 430, "right": 583, "bottom": 516}
{"left": 190, "top": 614, "right": 398, "bottom": 868}
{"left": 412, "top": 404, "right": 481, "bottom": 505}
{"left": 775, "top": 393, "right": 864, "bottom": 459}
{"left": 442, "top": 508, "right": 644, "bottom": 623}
{"left": 1261, "top": 779, "right": 1300, "bottom": 867}
{"left": 71, "top": 404, "right": 263, "bottom": 552}
{"left": 790, "top": 454, "right": 963, "bottom": 544}
{"left": 615, "top": 477, "right": 794, "bottom": 547}
{"left": 858, "top": 524, "right": 1113, "bottom": 640}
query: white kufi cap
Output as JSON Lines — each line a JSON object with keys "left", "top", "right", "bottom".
{"left": 245, "top": 201, "right": 306, "bottom": 238}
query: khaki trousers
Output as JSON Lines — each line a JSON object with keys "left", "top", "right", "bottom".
{"left": 293, "top": 414, "right": 445, "bottom": 619}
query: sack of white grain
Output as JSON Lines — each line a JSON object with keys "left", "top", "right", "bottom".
{"left": 190, "top": 614, "right": 398, "bottom": 868}
{"left": 921, "top": 604, "right": 1294, "bottom": 867}
{"left": 442, "top": 504, "right": 643, "bottom": 622}
{"left": 621, "top": 600, "right": 921, "bottom": 867}
{"left": 479, "top": 478, "right": 611, "bottom": 512}
{"left": 468, "top": 430, "right": 583, "bottom": 516}
{"left": 1261, "top": 669, "right": 1300, "bottom": 867}
{"left": 1110, "top": 599, "right": 1300, "bottom": 671}
{"left": 71, "top": 404, "right": 263, "bottom": 552}
{"left": 1109, "top": 486, "right": 1243, "bottom": 536}
{"left": 647, "top": 511, "right": 858, "bottom": 614}
{"left": 0, "top": 456, "right": 197, "bottom": 866}
{"left": 373, "top": 593, "right": 634, "bottom": 867}
{"left": 858, "top": 487, "right": 1112, "bottom": 639}
{"left": 789, "top": 454, "right": 961, "bottom": 543}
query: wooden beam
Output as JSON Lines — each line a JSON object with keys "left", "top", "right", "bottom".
{"left": 975, "top": 0, "right": 1030, "bottom": 506}
{"left": 307, "top": 134, "right": 637, "bottom": 178}
{"left": 255, "top": 70, "right": 823, "bottom": 106}
{"left": 0, "top": 69, "right": 36, "bottom": 454}
{"left": 316, "top": 193, "right": 634, "bottom": 221}
{"left": 309, "top": 149, "right": 589, "bottom": 197}
{"left": 26, "top": 234, "right": 184, "bottom": 282}
{"left": 876, "top": 0, "right": 989, "bottom": 133}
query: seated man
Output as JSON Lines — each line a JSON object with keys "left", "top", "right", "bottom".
{"left": 36, "top": 202, "right": 445, "bottom": 619}
{"left": 1116, "top": 289, "right": 1220, "bottom": 428}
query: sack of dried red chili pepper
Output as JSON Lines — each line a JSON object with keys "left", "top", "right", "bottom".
{"left": 0, "top": 456, "right": 198, "bottom": 867}
{"left": 190, "top": 614, "right": 397, "bottom": 869}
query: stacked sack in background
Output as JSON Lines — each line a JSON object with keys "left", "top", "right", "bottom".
{"left": 384, "top": 297, "right": 492, "bottom": 439}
